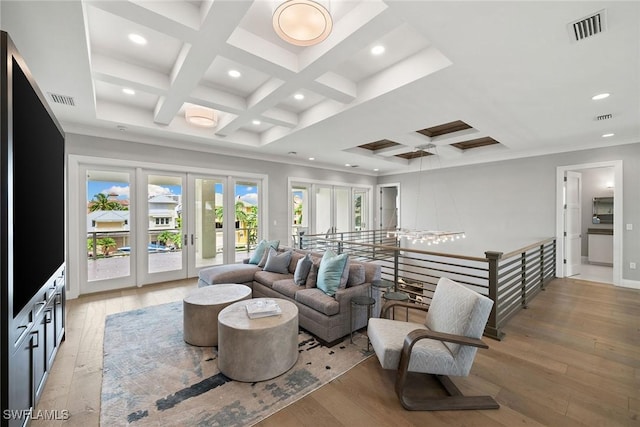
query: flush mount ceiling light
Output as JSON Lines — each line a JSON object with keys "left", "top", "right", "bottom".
{"left": 273, "top": 0, "right": 332, "bottom": 47}
{"left": 592, "top": 93, "right": 610, "bottom": 100}
{"left": 185, "top": 106, "right": 218, "bottom": 128}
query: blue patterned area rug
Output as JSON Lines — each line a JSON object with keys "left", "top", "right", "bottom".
{"left": 100, "top": 301, "right": 373, "bottom": 426}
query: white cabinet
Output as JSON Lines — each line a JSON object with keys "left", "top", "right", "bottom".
{"left": 588, "top": 232, "right": 613, "bottom": 265}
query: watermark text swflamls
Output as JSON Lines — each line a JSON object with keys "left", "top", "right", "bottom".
{"left": 2, "top": 409, "right": 70, "bottom": 421}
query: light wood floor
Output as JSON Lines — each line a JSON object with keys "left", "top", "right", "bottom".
{"left": 32, "top": 277, "right": 640, "bottom": 426}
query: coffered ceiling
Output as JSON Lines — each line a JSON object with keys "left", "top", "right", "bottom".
{"left": 1, "top": 1, "right": 638, "bottom": 175}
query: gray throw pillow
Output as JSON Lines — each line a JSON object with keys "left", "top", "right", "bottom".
{"left": 305, "top": 258, "right": 321, "bottom": 289}
{"left": 346, "top": 263, "right": 366, "bottom": 287}
{"left": 263, "top": 248, "right": 292, "bottom": 274}
{"left": 294, "top": 253, "right": 313, "bottom": 285}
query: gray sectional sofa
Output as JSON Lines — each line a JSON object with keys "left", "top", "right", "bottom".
{"left": 197, "top": 247, "right": 381, "bottom": 346}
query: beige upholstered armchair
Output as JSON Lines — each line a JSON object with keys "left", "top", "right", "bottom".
{"left": 367, "top": 277, "right": 500, "bottom": 411}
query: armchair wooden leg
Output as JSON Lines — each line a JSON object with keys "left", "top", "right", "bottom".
{"left": 395, "top": 372, "right": 500, "bottom": 411}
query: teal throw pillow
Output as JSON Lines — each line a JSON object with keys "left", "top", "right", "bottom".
{"left": 249, "top": 239, "right": 279, "bottom": 265}
{"left": 263, "top": 248, "right": 292, "bottom": 274}
{"left": 294, "top": 253, "right": 313, "bottom": 285}
{"left": 316, "top": 250, "right": 349, "bottom": 297}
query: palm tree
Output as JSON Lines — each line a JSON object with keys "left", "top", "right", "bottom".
{"left": 97, "top": 237, "right": 116, "bottom": 256}
{"left": 89, "top": 193, "right": 126, "bottom": 212}
{"left": 157, "top": 230, "right": 180, "bottom": 249}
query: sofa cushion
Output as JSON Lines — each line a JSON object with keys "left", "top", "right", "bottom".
{"left": 263, "top": 248, "right": 292, "bottom": 274}
{"left": 293, "top": 253, "right": 313, "bottom": 285}
{"left": 272, "top": 279, "right": 300, "bottom": 299}
{"left": 346, "top": 263, "right": 366, "bottom": 287}
{"left": 198, "top": 263, "right": 261, "bottom": 286}
{"left": 317, "top": 250, "right": 349, "bottom": 297}
{"left": 254, "top": 270, "right": 293, "bottom": 289}
{"left": 248, "top": 239, "right": 279, "bottom": 265}
{"left": 295, "top": 288, "right": 340, "bottom": 316}
{"left": 363, "top": 262, "right": 382, "bottom": 283}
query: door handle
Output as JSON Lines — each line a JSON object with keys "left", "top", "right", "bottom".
{"left": 191, "top": 234, "right": 194, "bottom": 245}
{"left": 184, "top": 234, "right": 188, "bottom": 246}
{"left": 31, "top": 331, "right": 39, "bottom": 349}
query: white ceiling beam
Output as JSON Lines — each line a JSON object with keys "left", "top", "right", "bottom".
{"left": 309, "top": 72, "right": 356, "bottom": 103}
{"left": 88, "top": 1, "right": 198, "bottom": 42}
{"left": 153, "top": 0, "right": 254, "bottom": 125}
{"left": 91, "top": 54, "right": 169, "bottom": 95}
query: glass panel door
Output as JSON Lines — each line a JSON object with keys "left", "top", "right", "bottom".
{"left": 354, "top": 189, "right": 368, "bottom": 231}
{"left": 291, "top": 183, "right": 310, "bottom": 247}
{"left": 84, "top": 168, "right": 133, "bottom": 292}
{"left": 145, "top": 174, "right": 184, "bottom": 277}
{"left": 189, "top": 176, "right": 225, "bottom": 275}
{"left": 234, "top": 180, "right": 259, "bottom": 262}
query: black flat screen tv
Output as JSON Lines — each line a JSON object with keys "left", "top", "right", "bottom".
{"left": 3, "top": 31, "right": 66, "bottom": 317}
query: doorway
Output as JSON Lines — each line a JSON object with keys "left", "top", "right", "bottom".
{"left": 556, "top": 161, "right": 622, "bottom": 286}
{"left": 378, "top": 183, "right": 400, "bottom": 230}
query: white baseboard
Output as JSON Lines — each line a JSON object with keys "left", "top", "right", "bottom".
{"left": 619, "top": 278, "right": 640, "bottom": 290}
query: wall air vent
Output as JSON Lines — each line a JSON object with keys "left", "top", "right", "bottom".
{"left": 596, "top": 113, "right": 612, "bottom": 121}
{"left": 569, "top": 10, "right": 607, "bottom": 42}
{"left": 48, "top": 92, "right": 75, "bottom": 106}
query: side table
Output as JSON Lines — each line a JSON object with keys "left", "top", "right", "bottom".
{"left": 350, "top": 295, "right": 375, "bottom": 350}
{"left": 183, "top": 283, "right": 252, "bottom": 346}
{"left": 381, "top": 291, "right": 409, "bottom": 321}
{"left": 371, "top": 279, "right": 394, "bottom": 317}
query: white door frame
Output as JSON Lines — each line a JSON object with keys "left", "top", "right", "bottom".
{"left": 555, "top": 160, "right": 623, "bottom": 285}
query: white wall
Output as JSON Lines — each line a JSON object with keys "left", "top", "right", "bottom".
{"left": 378, "top": 142, "right": 640, "bottom": 283}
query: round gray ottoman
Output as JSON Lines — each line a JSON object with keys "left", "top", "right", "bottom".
{"left": 183, "top": 284, "right": 252, "bottom": 346}
{"left": 218, "top": 298, "right": 298, "bottom": 382}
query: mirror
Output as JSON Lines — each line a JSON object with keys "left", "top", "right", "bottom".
{"left": 592, "top": 197, "right": 613, "bottom": 224}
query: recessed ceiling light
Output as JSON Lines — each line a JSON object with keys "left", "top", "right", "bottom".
{"left": 373, "top": 168, "right": 379, "bottom": 171}
{"left": 592, "top": 93, "right": 610, "bottom": 100}
{"left": 602, "top": 133, "right": 615, "bottom": 138}
{"left": 122, "top": 88, "right": 135, "bottom": 95}
{"left": 308, "top": 157, "right": 315, "bottom": 161}
{"left": 345, "top": 163, "right": 351, "bottom": 167}
{"left": 128, "top": 33, "right": 147, "bottom": 45}
{"left": 228, "top": 69, "right": 241, "bottom": 78}
{"left": 371, "top": 45, "right": 385, "bottom": 55}
{"left": 252, "top": 120, "right": 261, "bottom": 125}
{"left": 294, "top": 93, "right": 305, "bottom": 100}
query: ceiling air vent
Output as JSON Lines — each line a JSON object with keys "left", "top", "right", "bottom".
{"left": 596, "top": 113, "right": 612, "bottom": 121}
{"left": 48, "top": 92, "right": 75, "bottom": 106}
{"left": 569, "top": 10, "right": 607, "bottom": 42}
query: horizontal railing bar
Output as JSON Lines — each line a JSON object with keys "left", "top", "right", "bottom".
{"left": 501, "top": 237, "right": 556, "bottom": 259}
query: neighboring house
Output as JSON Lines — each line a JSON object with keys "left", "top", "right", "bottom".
{"left": 148, "top": 194, "right": 179, "bottom": 230}
{"left": 87, "top": 194, "right": 180, "bottom": 254}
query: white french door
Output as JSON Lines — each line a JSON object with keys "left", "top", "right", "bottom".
{"left": 73, "top": 156, "right": 264, "bottom": 296}
{"left": 289, "top": 179, "right": 371, "bottom": 241}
